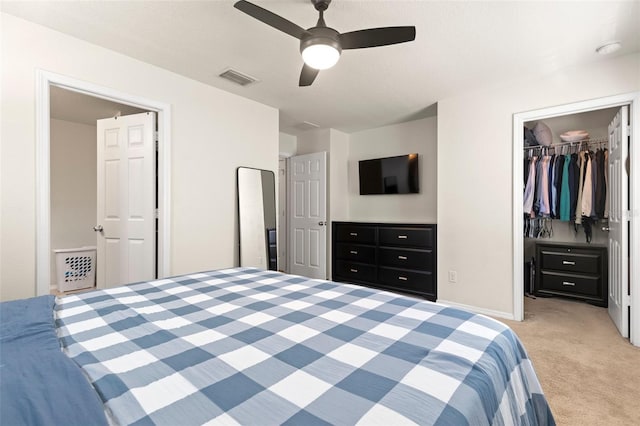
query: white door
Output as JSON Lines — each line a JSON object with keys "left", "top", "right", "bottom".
{"left": 288, "top": 152, "right": 327, "bottom": 279}
{"left": 278, "top": 158, "right": 288, "bottom": 272}
{"left": 96, "top": 112, "right": 156, "bottom": 288}
{"left": 608, "top": 105, "right": 630, "bottom": 336}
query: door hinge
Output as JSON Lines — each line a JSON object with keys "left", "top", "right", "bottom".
{"left": 154, "top": 208, "right": 159, "bottom": 219}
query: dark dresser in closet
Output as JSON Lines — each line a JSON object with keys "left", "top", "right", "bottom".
{"left": 332, "top": 222, "right": 437, "bottom": 301}
{"left": 534, "top": 242, "right": 608, "bottom": 307}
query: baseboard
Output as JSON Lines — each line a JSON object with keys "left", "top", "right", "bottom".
{"left": 436, "top": 299, "right": 516, "bottom": 321}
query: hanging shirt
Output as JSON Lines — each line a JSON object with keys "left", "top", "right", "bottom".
{"left": 590, "top": 151, "right": 599, "bottom": 218}
{"left": 559, "top": 154, "right": 571, "bottom": 221}
{"left": 595, "top": 149, "right": 607, "bottom": 219}
{"left": 569, "top": 153, "right": 580, "bottom": 221}
{"left": 575, "top": 151, "right": 586, "bottom": 225}
{"left": 551, "top": 155, "right": 560, "bottom": 218}
{"left": 533, "top": 155, "right": 544, "bottom": 216}
{"left": 581, "top": 152, "right": 594, "bottom": 217}
{"left": 604, "top": 149, "right": 609, "bottom": 218}
{"left": 523, "top": 157, "right": 537, "bottom": 216}
{"left": 539, "top": 156, "right": 551, "bottom": 216}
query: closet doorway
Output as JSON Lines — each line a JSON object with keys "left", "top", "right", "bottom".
{"left": 513, "top": 92, "right": 640, "bottom": 347}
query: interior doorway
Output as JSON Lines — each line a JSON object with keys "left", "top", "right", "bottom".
{"left": 35, "top": 70, "right": 172, "bottom": 297}
{"left": 50, "top": 87, "right": 149, "bottom": 292}
{"left": 512, "top": 92, "right": 640, "bottom": 347}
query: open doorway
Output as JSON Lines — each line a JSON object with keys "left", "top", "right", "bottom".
{"left": 35, "top": 70, "right": 172, "bottom": 297}
{"left": 49, "top": 87, "right": 148, "bottom": 293}
{"left": 513, "top": 92, "right": 640, "bottom": 347}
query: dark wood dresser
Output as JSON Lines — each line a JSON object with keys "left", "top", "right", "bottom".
{"left": 534, "top": 242, "right": 608, "bottom": 307}
{"left": 332, "top": 222, "right": 437, "bottom": 301}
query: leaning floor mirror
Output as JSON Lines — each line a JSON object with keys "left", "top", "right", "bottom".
{"left": 237, "top": 167, "right": 277, "bottom": 270}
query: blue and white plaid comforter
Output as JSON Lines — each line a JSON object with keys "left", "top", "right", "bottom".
{"left": 55, "top": 267, "right": 554, "bottom": 425}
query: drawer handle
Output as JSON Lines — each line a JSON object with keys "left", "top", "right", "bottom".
{"left": 350, "top": 232, "right": 358, "bottom": 236}
{"left": 350, "top": 268, "right": 358, "bottom": 273}
{"left": 398, "top": 255, "right": 407, "bottom": 260}
{"left": 398, "top": 276, "right": 408, "bottom": 281}
{"left": 562, "top": 261, "right": 576, "bottom": 265}
{"left": 562, "top": 281, "right": 576, "bottom": 286}
{"left": 397, "top": 235, "right": 408, "bottom": 239}
{"left": 350, "top": 250, "right": 358, "bottom": 255}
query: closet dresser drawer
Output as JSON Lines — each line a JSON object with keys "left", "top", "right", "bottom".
{"left": 539, "top": 248, "right": 600, "bottom": 274}
{"left": 538, "top": 271, "right": 599, "bottom": 297}
{"left": 332, "top": 222, "right": 437, "bottom": 301}
{"left": 534, "top": 243, "right": 607, "bottom": 307}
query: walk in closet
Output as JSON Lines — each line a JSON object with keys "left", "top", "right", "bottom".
{"left": 523, "top": 107, "right": 620, "bottom": 307}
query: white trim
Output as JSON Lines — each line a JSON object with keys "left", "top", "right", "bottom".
{"left": 35, "top": 70, "right": 172, "bottom": 296}
{"left": 436, "top": 299, "right": 514, "bottom": 321}
{"left": 512, "top": 92, "right": 640, "bottom": 347}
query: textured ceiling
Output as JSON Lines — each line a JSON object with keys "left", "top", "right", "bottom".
{"left": 3, "top": 0, "right": 639, "bottom": 135}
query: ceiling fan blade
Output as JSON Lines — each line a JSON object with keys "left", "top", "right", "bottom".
{"left": 340, "top": 26, "right": 416, "bottom": 49}
{"left": 299, "top": 64, "right": 320, "bottom": 87}
{"left": 234, "top": 0, "right": 308, "bottom": 39}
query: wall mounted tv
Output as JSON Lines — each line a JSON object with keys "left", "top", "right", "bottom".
{"left": 358, "top": 153, "right": 419, "bottom": 195}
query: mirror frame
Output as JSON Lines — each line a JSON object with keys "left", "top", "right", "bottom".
{"left": 236, "top": 167, "right": 277, "bottom": 270}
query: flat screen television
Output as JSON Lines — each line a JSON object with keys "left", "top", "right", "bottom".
{"left": 359, "top": 153, "right": 419, "bottom": 195}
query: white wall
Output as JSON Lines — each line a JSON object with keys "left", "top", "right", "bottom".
{"left": 50, "top": 119, "right": 97, "bottom": 289}
{"left": 438, "top": 53, "right": 640, "bottom": 317}
{"left": 348, "top": 117, "right": 438, "bottom": 223}
{"left": 279, "top": 132, "right": 297, "bottom": 158}
{"left": 0, "top": 13, "right": 279, "bottom": 301}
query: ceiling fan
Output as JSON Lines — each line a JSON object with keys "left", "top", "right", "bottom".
{"left": 234, "top": 0, "right": 416, "bottom": 87}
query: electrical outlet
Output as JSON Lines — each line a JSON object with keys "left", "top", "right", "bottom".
{"left": 448, "top": 270, "right": 458, "bottom": 283}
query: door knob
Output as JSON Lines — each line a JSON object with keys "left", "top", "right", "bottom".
{"left": 601, "top": 226, "right": 610, "bottom": 232}
{"left": 93, "top": 225, "right": 103, "bottom": 232}
{"left": 318, "top": 221, "right": 326, "bottom": 226}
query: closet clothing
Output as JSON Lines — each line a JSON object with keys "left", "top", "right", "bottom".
{"left": 524, "top": 148, "right": 608, "bottom": 225}
{"left": 559, "top": 155, "right": 571, "bottom": 221}
{"left": 568, "top": 153, "right": 579, "bottom": 221}
{"left": 604, "top": 150, "right": 609, "bottom": 218}
{"left": 523, "top": 157, "right": 537, "bottom": 215}
{"left": 595, "top": 149, "right": 607, "bottom": 218}
{"left": 581, "top": 153, "right": 593, "bottom": 219}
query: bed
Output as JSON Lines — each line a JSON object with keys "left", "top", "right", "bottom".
{"left": 1, "top": 267, "right": 555, "bottom": 425}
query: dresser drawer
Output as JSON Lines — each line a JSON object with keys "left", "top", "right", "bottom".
{"left": 335, "top": 244, "right": 376, "bottom": 263}
{"left": 335, "top": 225, "right": 376, "bottom": 244}
{"left": 334, "top": 260, "right": 376, "bottom": 283}
{"left": 539, "top": 271, "right": 600, "bottom": 297}
{"left": 378, "top": 247, "right": 433, "bottom": 271}
{"left": 378, "top": 267, "right": 433, "bottom": 293}
{"left": 540, "top": 249, "right": 600, "bottom": 274}
{"left": 379, "top": 227, "right": 433, "bottom": 248}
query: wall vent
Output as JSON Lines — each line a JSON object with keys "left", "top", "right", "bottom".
{"left": 218, "top": 68, "right": 258, "bottom": 86}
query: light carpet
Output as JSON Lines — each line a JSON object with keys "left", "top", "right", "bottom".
{"left": 499, "top": 297, "right": 640, "bottom": 425}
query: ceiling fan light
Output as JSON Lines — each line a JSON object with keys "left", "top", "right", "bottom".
{"left": 302, "top": 44, "right": 340, "bottom": 70}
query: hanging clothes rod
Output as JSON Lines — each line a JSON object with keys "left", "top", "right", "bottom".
{"left": 523, "top": 137, "right": 608, "bottom": 151}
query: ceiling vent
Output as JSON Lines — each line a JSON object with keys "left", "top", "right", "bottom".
{"left": 218, "top": 68, "right": 258, "bottom": 86}
{"left": 293, "top": 121, "right": 321, "bottom": 131}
